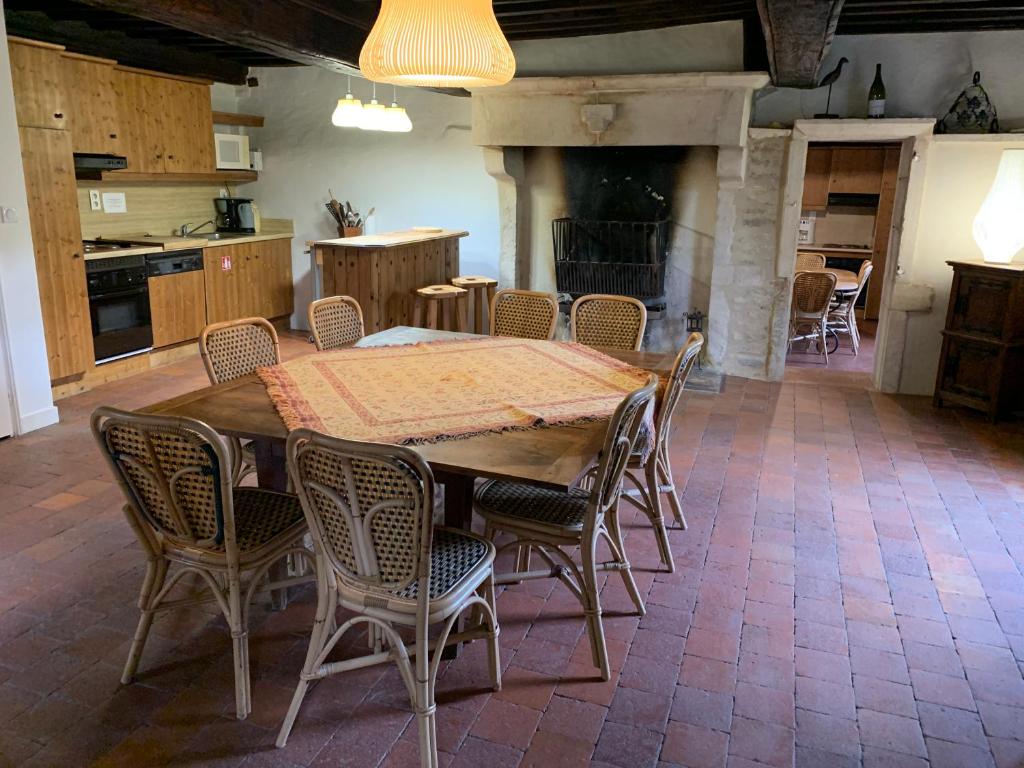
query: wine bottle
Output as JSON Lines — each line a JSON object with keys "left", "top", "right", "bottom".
{"left": 868, "top": 63, "right": 886, "bottom": 118}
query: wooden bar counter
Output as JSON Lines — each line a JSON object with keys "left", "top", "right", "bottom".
{"left": 314, "top": 229, "right": 467, "bottom": 333}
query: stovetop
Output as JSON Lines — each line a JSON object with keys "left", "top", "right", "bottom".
{"left": 83, "top": 239, "right": 139, "bottom": 254}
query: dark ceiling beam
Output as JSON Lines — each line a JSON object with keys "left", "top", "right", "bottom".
{"left": 4, "top": 9, "right": 250, "bottom": 83}
{"left": 756, "top": 0, "right": 845, "bottom": 87}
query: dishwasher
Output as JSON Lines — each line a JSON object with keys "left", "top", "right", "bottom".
{"left": 146, "top": 249, "right": 205, "bottom": 348}
{"left": 147, "top": 249, "right": 204, "bottom": 278}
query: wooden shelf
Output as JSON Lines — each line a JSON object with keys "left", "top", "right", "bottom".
{"left": 212, "top": 111, "right": 264, "bottom": 127}
{"left": 98, "top": 170, "right": 258, "bottom": 184}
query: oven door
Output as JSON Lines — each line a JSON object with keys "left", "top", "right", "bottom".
{"left": 90, "top": 284, "right": 154, "bottom": 363}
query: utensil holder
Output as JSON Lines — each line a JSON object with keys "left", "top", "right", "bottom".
{"left": 339, "top": 226, "right": 363, "bottom": 238}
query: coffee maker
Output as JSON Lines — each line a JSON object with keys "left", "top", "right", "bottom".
{"left": 214, "top": 197, "right": 256, "bottom": 234}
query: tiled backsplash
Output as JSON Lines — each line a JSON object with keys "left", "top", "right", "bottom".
{"left": 76, "top": 182, "right": 244, "bottom": 239}
{"left": 802, "top": 206, "right": 876, "bottom": 246}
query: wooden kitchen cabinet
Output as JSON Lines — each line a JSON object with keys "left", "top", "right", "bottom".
{"left": 150, "top": 271, "right": 207, "bottom": 347}
{"left": 18, "top": 127, "right": 93, "bottom": 381}
{"left": 802, "top": 146, "right": 832, "bottom": 211}
{"left": 828, "top": 147, "right": 885, "bottom": 195}
{"left": 204, "top": 244, "right": 245, "bottom": 324}
{"left": 61, "top": 52, "right": 122, "bottom": 155}
{"left": 204, "top": 240, "right": 293, "bottom": 324}
{"left": 8, "top": 37, "right": 67, "bottom": 130}
{"left": 113, "top": 68, "right": 165, "bottom": 172}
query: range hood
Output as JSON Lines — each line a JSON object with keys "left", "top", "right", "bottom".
{"left": 74, "top": 153, "right": 127, "bottom": 179}
{"left": 826, "top": 192, "right": 879, "bottom": 208}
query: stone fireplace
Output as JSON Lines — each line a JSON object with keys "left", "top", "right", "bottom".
{"left": 471, "top": 73, "right": 778, "bottom": 370}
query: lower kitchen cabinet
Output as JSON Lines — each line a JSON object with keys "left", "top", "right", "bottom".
{"left": 150, "top": 270, "right": 207, "bottom": 347}
{"left": 204, "top": 239, "right": 293, "bottom": 324}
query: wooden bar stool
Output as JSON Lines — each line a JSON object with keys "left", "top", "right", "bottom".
{"left": 451, "top": 276, "right": 497, "bottom": 334}
{"left": 413, "top": 284, "right": 467, "bottom": 331}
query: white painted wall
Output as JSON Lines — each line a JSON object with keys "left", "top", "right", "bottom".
{"left": 233, "top": 66, "right": 500, "bottom": 329}
{"left": 755, "top": 30, "right": 1024, "bottom": 129}
{"left": 0, "top": 9, "right": 59, "bottom": 434}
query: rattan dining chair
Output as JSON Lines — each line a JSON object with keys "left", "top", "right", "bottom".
{"left": 308, "top": 295, "right": 365, "bottom": 351}
{"left": 570, "top": 294, "right": 648, "bottom": 351}
{"left": 790, "top": 271, "right": 838, "bottom": 365}
{"left": 621, "top": 332, "right": 704, "bottom": 572}
{"left": 91, "top": 407, "right": 312, "bottom": 720}
{"left": 795, "top": 252, "right": 827, "bottom": 272}
{"left": 489, "top": 289, "right": 558, "bottom": 340}
{"left": 828, "top": 261, "right": 873, "bottom": 355}
{"left": 276, "top": 431, "right": 501, "bottom": 768}
{"left": 199, "top": 317, "right": 282, "bottom": 483}
{"left": 474, "top": 375, "right": 658, "bottom": 681}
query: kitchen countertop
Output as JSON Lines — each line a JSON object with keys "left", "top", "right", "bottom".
{"left": 314, "top": 229, "right": 468, "bottom": 249}
{"left": 94, "top": 224, "right": 295, "bottom": 252}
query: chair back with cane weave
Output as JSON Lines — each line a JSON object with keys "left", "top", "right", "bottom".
{"left": 489, "top": 289, "right": 558, "bottom": 340}
{"left": 654, "top": 333, "right": 704, "bottom": 445}
{"left": 591, "top": 375, "right": 659, "bottom": 518}
{"left": 795, "top": 252, "right": 826, "bottom": 272}
{"left": 308, "top": 296, "right": 365, "bottom": 351}
{"left": 286, "top": 430, "right": 434, "bottom": 602}
{"left": 570, "top": 294, "right": 648, "bottom": 351}
{"left": 92, "top": 407, "right": 236, "bottom": 554}
{"left": 792, "top": 271, "right": 837, "bottom": 318}
{"left": 200, "top": 317, "right": 281, "bottom": 385}
{"left": 851, "top": 261, "right": 873, "bottom": 304}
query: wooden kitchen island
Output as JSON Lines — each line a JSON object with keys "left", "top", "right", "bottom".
{"left": 314, "top": 229, "right": 467, "bottom": 334}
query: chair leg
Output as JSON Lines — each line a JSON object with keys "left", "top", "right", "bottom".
{"left": 605, "top": 509, "right": 646, "bottom": 617}
{"left": 579, "top": 533, "right": 610, "bottom": 681}
{"left": 659, "top": 451, "right": 686, "bottom": 530}
{"left": 415, "top": 622, "right": 439, "bottom": 768}
{"left": 425, "top": 300, "right": 439, "bottom": 331}
{"left": 819, "top": 322, "right": 829, "bottom": 366}
{"left": 849, "top": 310, "right": 860, "bottom": 355}
{"left": 643, "top": 460, "right": 674, "bottom": 572}
{"left": 482, "top": 574, "right": 502, "bottom": 691}
{"left": 226, "top": 569, "right": 251, "bottom": 720}
{"left": 121, "top": 557, "right": 168, "bottom": 684}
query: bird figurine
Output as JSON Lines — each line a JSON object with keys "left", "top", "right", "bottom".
{"left": 815, "top": 57, "right": 849, "bottom": 118}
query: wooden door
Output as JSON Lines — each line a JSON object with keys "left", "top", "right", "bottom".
{"left": 113, "top": 68, "right": 165, "bottom": 173}
{"left": 18, "top": 127, "right": 93, "bottom": 380}
{"left": 161, "top": 78, "right": 216, "bottom": 173}
{"left": 802, "top": 146, "right": 832, "bottom": 211}
{"left": 828, "top": 147, "right": 884, "bottom": 195}
{"left": 8, "top": 38, "right": 67, "bottom": 130}
{"left": 150, "top": 271, "right": 207, "bottom": 347}
{"left": 61, "top": 53, "right": 121, "bottom": 155}
{"left": 203, "top": 245, "right": 244, "bottom": 323}
{"left": 865, "top": 146, "right": 901, "bottom": 319}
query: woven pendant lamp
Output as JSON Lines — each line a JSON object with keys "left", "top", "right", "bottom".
{"left": 359, "top": 0, "right": 515, "bottom": 88}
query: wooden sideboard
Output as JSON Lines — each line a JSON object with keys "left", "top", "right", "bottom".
{"left": 314, "top": 230, "right": 466, "bottom": 334}
{"left": 934, "top": 260, "right": 1024, "bottom": 421}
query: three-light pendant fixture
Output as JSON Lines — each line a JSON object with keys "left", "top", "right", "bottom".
{"left": 331, "top": 77, "right": 413, "bottom": 133}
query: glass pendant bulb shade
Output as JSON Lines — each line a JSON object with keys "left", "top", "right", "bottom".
{"left": 331, "top": 92, "right": 364, "bottom": 127}
{"left": 359, "top": 0, "right": 516, "bottom": 88}
{"left": 359, "top": 98, "right": 388, "bottom": 131}
{"left": 974, "top": 149, "right": 1024, "bottom": 264}
{"left": 381, "top": 103, "right": 413, "bottom": 132}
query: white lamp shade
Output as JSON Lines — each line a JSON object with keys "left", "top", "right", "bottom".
{"left": 358, "top": 99, "right": 388, "bottom": 131}
{"left": 359, "top": 0, "right": 515, "bottom": 88}
{"left": 974, "top": 149, "right": 1024, "bottom": 264}
{"left": 331, "top": 94, "right": 363, "bottom": 127}
{"left": 381, "top": 103, "right": 413, "bottom": 133}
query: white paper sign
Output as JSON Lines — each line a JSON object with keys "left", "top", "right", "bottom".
{"left": 101, "top": 192, "right": 127, "bottom": 213}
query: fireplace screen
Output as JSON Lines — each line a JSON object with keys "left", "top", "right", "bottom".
{"left": 552, "top": 218, "right": 668, "bottom": 300}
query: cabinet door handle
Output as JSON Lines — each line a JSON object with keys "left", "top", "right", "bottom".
{"left": 72, "top": 252, "right": 81, "bottom": 260}
{"left": 167, "top": 154, "right": 175, "bottom": 160}
{"left": 109, "top": 133, "right": 117, "bottom": 139}
{"left": 54, "top": 112, "right": 64, "bottom": 119}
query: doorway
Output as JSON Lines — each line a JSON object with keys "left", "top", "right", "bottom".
{"left": 785, "top": 140, "right": 902, "bottom": 375}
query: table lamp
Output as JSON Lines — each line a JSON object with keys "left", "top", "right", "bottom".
{"left": 973, "top": 149, "right": 1024, "bottom": 264}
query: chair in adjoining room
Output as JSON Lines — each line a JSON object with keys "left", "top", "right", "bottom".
{"left": 91, "top": 407, "right": 311, "bottom": 720}
{"left": 489, "top": 289, "right": 558, "bottom": 340}
{"left": 570, "top": 293, "right": 647, "bottom": 351}
{"left": 199, "top": 317, "right": 281, "bottom": 482}
{"left": 276, "top": 431, "right": 501, "bottom": 768}
{"left": 308, "top": 295, "right": 365, "bottom": 351}
{"left": 795, "top": 252, "right": 827, "bottom": 272}
{"left": 621, "top": 332, "right": 704, "bottom": 572}
{"left": 828, "top": 261, "right": 873, "bottom": 354}
{"left": 789, "top": 271, "right": 838, "bottom": 365}
{"left": 473, "top": 376, "right": 658, "bottom": 680}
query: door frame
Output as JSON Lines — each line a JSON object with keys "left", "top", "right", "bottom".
{"left": 0, "top": 285, "right": 17, "bottom": 439}
{"left": 773, "top": 119, "right": 935, "bottom": 391}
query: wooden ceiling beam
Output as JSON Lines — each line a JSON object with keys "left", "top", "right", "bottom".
{"left": 756, "top": 0, "right": 845, "bottom": 87}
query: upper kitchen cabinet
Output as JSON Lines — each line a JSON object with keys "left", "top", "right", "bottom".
{"left": 61, "top": 52, "right": 121, "bottom": 155}
{"left": 7, "top": 37, "right": 67, "bottom": 130}
{"left": 113, "top": 66, "right": 215, "bottom": 174}
{"left": 828, "top": 147, "right": 885, "bottom": 195}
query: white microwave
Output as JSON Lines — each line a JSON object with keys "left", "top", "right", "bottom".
{"left": 214, "top": 133, "right": 251, "bottom": 170}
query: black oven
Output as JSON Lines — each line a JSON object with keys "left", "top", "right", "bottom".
{"left": 86, "top": 254, "right": 153, "bottom": 363}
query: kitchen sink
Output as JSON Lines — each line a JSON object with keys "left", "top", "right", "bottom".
{"left": 197, "top": 232, "right": 249, "bottom": 240}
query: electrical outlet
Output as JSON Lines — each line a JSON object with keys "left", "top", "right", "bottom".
{"left": 89, "top": 190, "right": 101, "bottom": 211}
{"left": 219, "top": 188, "right": 228, "bottom": 198}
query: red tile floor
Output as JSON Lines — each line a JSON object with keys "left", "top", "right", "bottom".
{"left": 786, "top": 317, "right": 876, "bottom": 375}
{"left": 3, "top": 333, "right": 1024, "bottom": 767}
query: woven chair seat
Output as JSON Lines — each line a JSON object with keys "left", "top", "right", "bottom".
{"left": 475, "top": 480, "right": 590, "bottom": 533}
{"left": 223, "top": 489, "right": 305, "bottom": 554}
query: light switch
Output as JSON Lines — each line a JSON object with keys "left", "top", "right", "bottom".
{"left": 89, "top": 190, "right": 101, "bottom": 211}
{"left": 0, "top": 207, "right": 18, "bottom": 224}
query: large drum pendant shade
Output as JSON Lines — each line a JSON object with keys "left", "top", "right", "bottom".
{"left": 359, "top": 0, "right": 516, "bottom": 88}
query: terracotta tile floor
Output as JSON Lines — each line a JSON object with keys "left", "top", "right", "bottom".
{"left": 3, "top": 333, "right": 1024, "bottom": 767}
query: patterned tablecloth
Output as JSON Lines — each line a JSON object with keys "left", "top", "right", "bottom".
{"left": 257, "top": 337, "right": 653, "bottom": 445}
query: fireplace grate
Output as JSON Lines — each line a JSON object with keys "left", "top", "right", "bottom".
{"left": 552, "top": 218, "right": 668, "bottom": 300}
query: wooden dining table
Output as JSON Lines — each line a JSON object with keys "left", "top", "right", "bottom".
{"left": 141, "top": 326, "right": 674, "bottom": 533}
